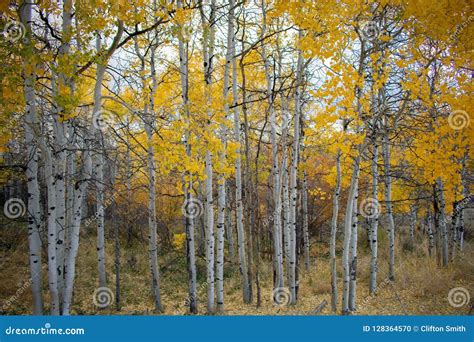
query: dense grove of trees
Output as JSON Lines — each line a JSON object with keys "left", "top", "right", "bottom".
{"left": 0, "top": 0, "right": 471, "bottom": 315}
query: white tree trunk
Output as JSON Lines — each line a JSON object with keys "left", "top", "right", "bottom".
{"left": 216, "top": 1, "right": 238, "bottom": 311}
{"left": 178, "top": 0, "right": 197, "bottom": 312}
{"left": 200, "top": 0, "right": 217, "bottom": 313}
{"left": 349, "top": 182, "right": 358, "bottom": 311}
{"left": 92, "top": 34, "right": 107, "bottom": 289}
{"left": 330, "top": 150, "right": 341, "bottom": 312}
{"left": 260, "top": 3, "right": 284, "bottom": 292}
{"left": 225, "top": 184, "right": 235, "bottom": 261}
{"left": 147, "top": 44, "right": 163, "bottom": 312}
{"left": 382, "top": 133, "right": 396, "bottom": 280}
{"left": 39, "top": 135, "right": 60, "bottom": 315}
{"left": 288, "top": 35, "right": 304, "bottom": 304}
{"left": 302, "top": 171, "right": 310, "bottom": 271}
{"left": 54, "top": 0, "right": 73, "bottom": 308}
{"left": 282, "top": 146, "right": 290, "bottom": 285}
{"left": 62, "top": 21, "right": 123, "bottom": 316}
{"left": 20, "top": 1, "right": 44, "bottom": 314}
{"left": 427, "top": 210, "right": 434, "bottom": 258}
{"left": 342, "top": 154, "right": 360, "bottom": 314}
{"left": 369, "top": 143, "right": 379, "bottom": 294}
{"left": 231, "top": 0, "right": 250, "bottom": 303}
{"left": 436, "top": 178, "right": 449, "bottom": 266}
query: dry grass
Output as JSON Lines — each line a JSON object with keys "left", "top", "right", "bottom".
{"left": 0, "top": 222, "right": 472, "bottom": 316}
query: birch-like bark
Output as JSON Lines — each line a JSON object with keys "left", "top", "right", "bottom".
{"left": 260, "top": 3, "right": 284, "bottom": 291}
{"left": 42, "top": 141, "right": 60, "bottom": 315}
{"left": 112, "top": 169, "right": 120, "bottom": 311}
{"left": 53, "top": 0, "right": 74, "bottom": 307}
{"left": 93, "top": 33, "right": 107, "bottom": 289}
{"left": 382, "top": 132, "right": 395, "bottom": 280}
{"left": 225, "top": 181, "right": 235, "bottom": 261}
{"left": 216, "top": 0, "right": 236, "bottom": 311}
{"left": 282, "top": 143, "right": 290, "bottom": 284}
{"left": 230, "top": 0, "right": 250, "bottom": 303}
{"left": 427, "top": 209, "right": 434, "bottom": 258}
{"left": 436, "top": 178, "right": 449, "bottom": 266}
{"left": 451, "top": 201, "right": 458, "bottom": 261}
{"left": 62, "top": 21, "right": 124, "bottom": 315}
{"left": 178, "top": 0, "right": 197, "bottom": 312}
{"left": 302, "top": 170, "right": 310, "bottom": 271}
{"left": 330, "top": 149, "right": 341, "bottom": 312}
{"left": 433, "top": 187, "right": 442, "bottom": 265}
{"left": 369, "top": 143, "right": 379, "bottom": 294}
{"left": 216, "top": 175, "right": 225, "bottom": 312}
{"left": 349, "top": 182, "right": 358, "bottom": 311}
{"left": 20, "top": 1, "right": 43, "bottom": 314}
{"left": 288, "top": 32, "right": 304, "bottom": 304}
{"left": 200, "top": 0, "right": 216, "bottom": 313}
{"left": 342, "top": 154, "right": 361, "bottom": 314}
{"left": 147, "top": 38, "right": 163, "bottom": 312}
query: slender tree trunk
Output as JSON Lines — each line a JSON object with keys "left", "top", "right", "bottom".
{"left": 93, "top": 34, "right": 107, "bottom": 289}
{"left": 225, "top": 181, "right": 235, "bottom": 261}
{"left": 177, "top": 0, "right": 198, "bottom": 312}
{"left": 62, "top": 20, "right": 123, "bottom": 316}
{"left": 349, "top": 183, "right": 358, "bottom": 311}
{"left": 216, "top": 177, "right": 225, "bottom": 312}
{"left": 302, "top": 171, "right": 310, "bottom": 271}
{"left": 382, "top": 132, "right": 395, "bottom": 280}
{"left": 288, "top": 33, "right": 304, "bottom": 304}
{"left": 433, "top": 187, "right": 442, "bottom": 266}
{"left": 200, "top": 0, "right": 217, "bottom": 313}
{"left": 330, "top": 150, "right": 341, "bottom": 312}
{"left": 436, "top": 178, "right": 449, "bottom": 266}
{"left": 146, "top": 46, "right": 163, "bottom": 312}
{"left": 369, "top": 144, "right": 379, "bottom": 294}
{"left": 282, "top": 146, "right": 290, "bottom": 285}
{"left": 342, "top": 154, "right": 361, "bottom": 314}
{"left": 427, "top": 209, "right": 434, "bottom": 258}
{"left": 20, "top": 2, "right": 43, "bottom": 314}
{"left": 260, "top": 4, "right": 284, "bottom": 292}
{"left": 113, "top": 185, "right": 120, "bottom": 311}
{"left": 216, "top": 1, "right": 239, "bottom": 311}
{"left": 230, "top": 0, "right": 250, "bottom": 303}
{"left": 53, "top": 0, "right": 73, "bottom": 309}
{"left": 39, "top": 136, "right": 60, "bottom": 315}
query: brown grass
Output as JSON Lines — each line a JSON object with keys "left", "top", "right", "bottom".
{"left": 0, "top": 223, "right": 472, "bottom": 315}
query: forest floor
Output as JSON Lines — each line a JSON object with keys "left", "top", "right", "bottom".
{"left": 1, "top": 223, "right": 473, "bottom": 316}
